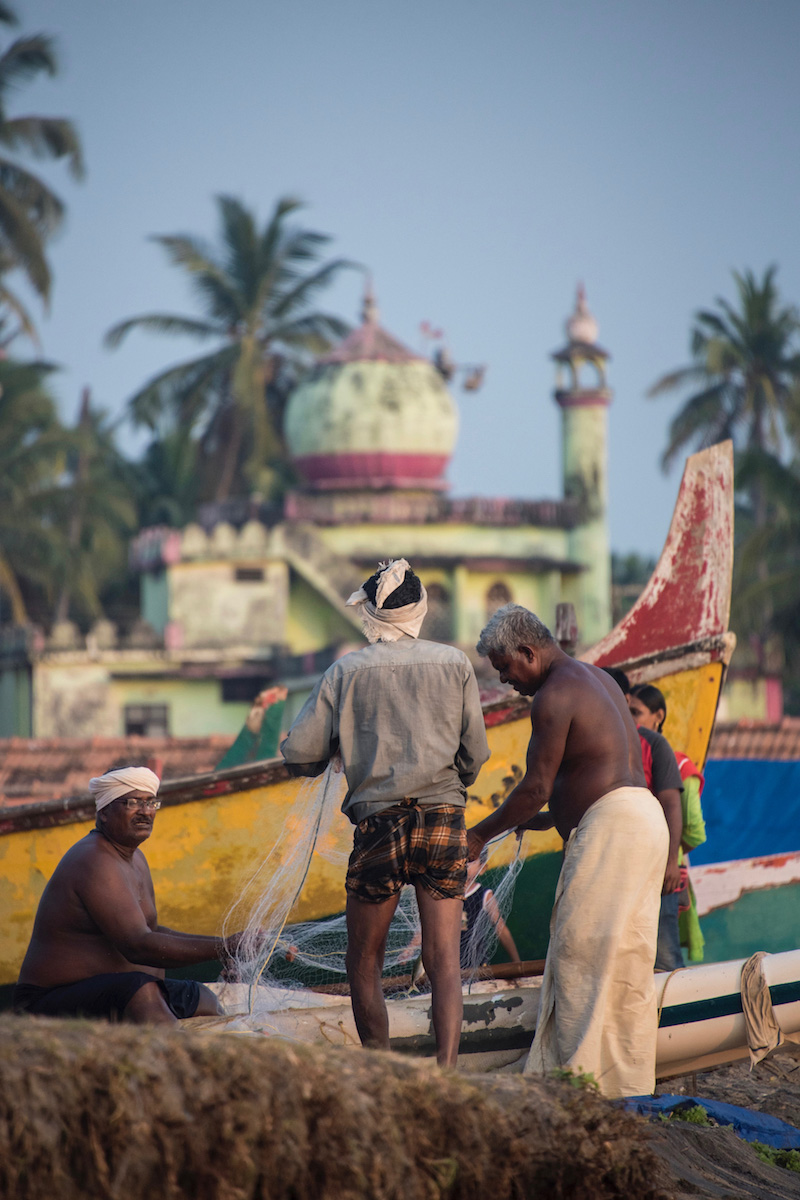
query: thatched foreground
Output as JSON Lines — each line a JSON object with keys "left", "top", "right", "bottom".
{"left": 0, "top": 1015, "right": 671, "bottom": 1200}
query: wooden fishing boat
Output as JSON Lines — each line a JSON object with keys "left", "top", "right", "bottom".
{"left": 191, "top": 945, "right": 800, "bottom": 1081}
{"left": 196, "top": 939, "right": 800, "bottom": 1085}
{"left": 0, "top": 441, "right": 735, "bottom": 987}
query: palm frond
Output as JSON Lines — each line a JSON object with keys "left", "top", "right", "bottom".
{"left": 104, "top": 313, "right": 220, "bottom": 349}
{"left": 126, "top": 345, "right": 236, "bottom": 431}
{"left": 660, "top": 382, "right": 733, "bottom": 469}
{"left": 0, "top": 115, "right": 84, "bottom": 178}
{"left": 647, "top": 364, "right": 706, "bottom": 397}
{"left": 217, "top": 195, "right": 259, "bottom": 303}
{"left": 257, "top": 194, "right": 304, "bottom": 273}
{"left": 0, "top": 155, "right": 64, "bottom": 231}
{"left": 0, "top": 35, "right": 57, "bottom": 100}
{"left": 270, "top": 257, "right": 359, "bottom": 320}
{"left": 0, "top": 184, "right": 50, "bottom": 296}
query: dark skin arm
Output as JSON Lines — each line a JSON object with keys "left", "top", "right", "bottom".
{"left": 516, "top": 811, "right": 556, "bottom": 833}
{"left": 467, "top": 687, "right": 569, "bottom": 860}
{"left": 79, "top": 854, "right": 240, "bottom": 968}
{"left": 656, "top": 788, "right": 682, "bottom": 894}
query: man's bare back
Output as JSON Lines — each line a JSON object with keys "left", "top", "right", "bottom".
{"left": 467, "top": 626, "right": 645, "bottom": 854}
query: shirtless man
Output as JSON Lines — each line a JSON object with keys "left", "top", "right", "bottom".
{"left": 14, "top": 767, "right": 240, "bottom": 1024}
{"left": 466, "top": 605, "right": 668, "bottom": 1098}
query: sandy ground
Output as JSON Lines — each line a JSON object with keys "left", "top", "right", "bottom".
{"left": 647, "top": 1053, "right": 800, "bottom": 1198}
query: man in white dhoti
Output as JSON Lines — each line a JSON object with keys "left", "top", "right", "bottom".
{"left": 466, "top": 605, "right": 668, "bottom": 1098}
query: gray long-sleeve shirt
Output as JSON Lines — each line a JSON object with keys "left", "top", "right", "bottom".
{"left": 281, "top": 637, "right": 490, "bottom": 824}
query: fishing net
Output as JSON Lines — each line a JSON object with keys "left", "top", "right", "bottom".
{"left": 223, "top": 759, "right": 524, "bottom": 1015}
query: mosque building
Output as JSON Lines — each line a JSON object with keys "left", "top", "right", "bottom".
{"left": 0, "top": 287, "right": 614, "bottom": 739}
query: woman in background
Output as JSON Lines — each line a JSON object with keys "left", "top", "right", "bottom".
{"left": 629, "top": 684, "right": 707, "bottom": 964}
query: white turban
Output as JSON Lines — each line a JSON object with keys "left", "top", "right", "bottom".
{"left": 88, "top": 767, "right": 161, "bottom": 812}
{"left": 346, "top": 559, "right": 428, "bottom": 643}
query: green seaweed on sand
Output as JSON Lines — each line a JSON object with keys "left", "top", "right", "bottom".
{"left": 750, "top": 1143, "right": 800, "bottom": 1174}
{"left": 659, "top": 1105, "right": 713, "bottom": 1127}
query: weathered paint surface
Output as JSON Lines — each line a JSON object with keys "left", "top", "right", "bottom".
{"left": 692, "top": 852, "right": 800, "bottom": 918}
{"left": 585, "top": 441, "right": 733, "bottom": 666}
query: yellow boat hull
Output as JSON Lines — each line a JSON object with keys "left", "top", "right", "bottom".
{"left": 0, "top": 658, "right": 727, "bottom": 986}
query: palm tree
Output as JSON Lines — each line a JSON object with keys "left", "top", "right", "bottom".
{"left": 649, "top": 267, "right": 800, "bottom": 503}
{"left": 49, "top": 389, "right": 138, "bottom": 625}
{"left": 0, "top": 356, "right": 64, "bottom": 623}
{"left": 106, "top": 195, "right": 354, "bottom": 501}
{"left": 0, "top": 4, "right": 84, "bottom": 304}
{"left": 650, "top": 268, "right": 800, "bottom": 673}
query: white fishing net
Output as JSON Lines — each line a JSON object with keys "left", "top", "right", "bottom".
{"left": 222, "top": 758, "right": 524, "bottom": 1015}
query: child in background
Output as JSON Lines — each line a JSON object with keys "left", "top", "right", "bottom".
{"left": 460, "top": 846, "right": 521, "bottom": 969}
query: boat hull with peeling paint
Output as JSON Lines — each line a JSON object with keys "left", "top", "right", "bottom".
{"left": 190, "top": 944, "right": 800, "bottom": 1081}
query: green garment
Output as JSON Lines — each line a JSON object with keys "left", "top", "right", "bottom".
{"left": 216, "top": 700, "right": 285, "bottom": 770}
{"left": 678, "top": 774, "right": 706, "bottom": 962}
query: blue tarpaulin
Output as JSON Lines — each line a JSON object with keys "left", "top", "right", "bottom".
{"left": 624, "top": 1094, "right": 800, "bottom": 1149}
{"left": 691, "top": 759, "right": 800, "bottom": 865}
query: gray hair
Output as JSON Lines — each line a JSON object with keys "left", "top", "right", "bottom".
{"left": 476, "top": 604, "right": 556, "bottom": 657}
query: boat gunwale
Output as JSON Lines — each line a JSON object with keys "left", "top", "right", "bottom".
{"left": 0, "top": 631, "right": 734, "bottom": 835}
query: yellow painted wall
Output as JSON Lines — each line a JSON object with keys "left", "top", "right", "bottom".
{"left": 317, "top": 522, "right": 570, "bottom": 564}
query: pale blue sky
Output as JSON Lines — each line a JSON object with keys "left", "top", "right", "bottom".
{"left": 16, "top": 0, "right": 800, "bottom": 555}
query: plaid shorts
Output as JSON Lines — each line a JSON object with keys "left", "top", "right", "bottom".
{"left": 346, "top": 798, "right": 468, "bottom": 903}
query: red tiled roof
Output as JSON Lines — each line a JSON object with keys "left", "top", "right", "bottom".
{"left": 708, "top": 717, "right": 800, "bottom": 760}
{"left": 0, "top": 736, "right": 234, "bottom": 808}
{"left": 4, "top": 714, "right": 797, "bottom": 810}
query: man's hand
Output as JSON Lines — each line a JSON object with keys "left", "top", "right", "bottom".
{"left": 662, "top": 860, "right": 682, "bottom": 895}
{"left": 467, "top": 827, "right": 486, "bottom": 863}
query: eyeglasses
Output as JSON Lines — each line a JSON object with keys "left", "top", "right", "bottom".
{"left": 120, "top": 798, "right": 161, "bottom": 812}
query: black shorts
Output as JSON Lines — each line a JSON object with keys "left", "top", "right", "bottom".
{"left": 13, "top": 972, "right": 201, "bottom": 1021}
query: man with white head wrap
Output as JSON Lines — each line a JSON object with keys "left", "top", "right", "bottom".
{"left": 14, "top": 766, "right": 245, "bottom": 1024}
{"left": 282, "top": 560, "right": 489, "bottom": 1067}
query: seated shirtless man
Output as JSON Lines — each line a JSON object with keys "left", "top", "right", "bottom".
{"left": 466, "top": 604, "right": 669, "bottom": 1098}
{"left": 14, "top": 766, "right": 240, "bottom": 1024}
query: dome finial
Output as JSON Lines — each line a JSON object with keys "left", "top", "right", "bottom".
{"left": 362, "top": 277, "right": 379, "bottom": 326}
{"left": 566, "top": 282, "right": 598, "bottom": 345}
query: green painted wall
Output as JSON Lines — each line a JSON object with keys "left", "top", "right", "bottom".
{"left": 560, "top": 402, "right": 612, "bottom": 642}
{"left": 698, "top": 884, "right": 800, "bottom": 964}
{"left": 141, "top": 570, "right": 169, "bottom": 636}
{"left": 286, "top": 574, "right": 360, "bottom": 655}
{"left": 492, "top": 864, "right": 800, "bottom": 968}
{"left": 0, "top": 665, "right": 31, "bottom": 737}
{"left": 107, "top": 677, "right": 250, "bottom": 737}
{"left": 496, "top": 851, "right": 561, "bottom": 962}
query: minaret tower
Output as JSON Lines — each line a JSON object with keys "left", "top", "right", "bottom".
{"left": 552, "top": 285, "right": 612, "bottom": 642}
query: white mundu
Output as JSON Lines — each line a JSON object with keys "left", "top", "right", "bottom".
{"left": 526, "top": 786, "right": 669, "bottom": 1098}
